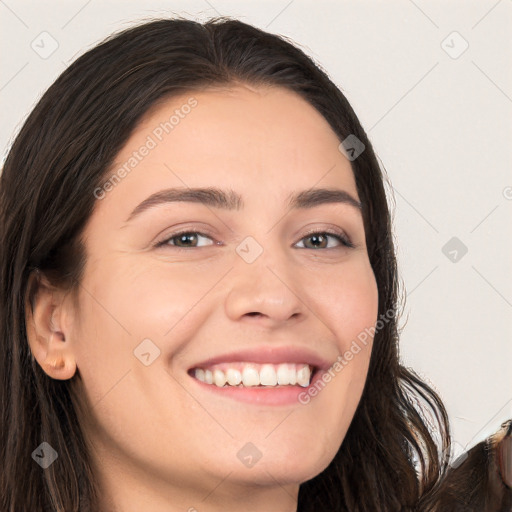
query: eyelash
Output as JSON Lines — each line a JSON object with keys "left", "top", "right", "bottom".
{"left": 154, "top": 228, "right": 355, "bottom": 250}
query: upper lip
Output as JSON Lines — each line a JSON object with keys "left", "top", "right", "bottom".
{"left": 188, "top": 346, "right": 333, "bottom": 372}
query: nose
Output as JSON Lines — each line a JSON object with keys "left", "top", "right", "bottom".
{"left": 224, "top": 247, "right": 306, "bottom": 328}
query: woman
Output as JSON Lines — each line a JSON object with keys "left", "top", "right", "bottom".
{"left": 0, "top": 15, "right": 507, "bottom": 511}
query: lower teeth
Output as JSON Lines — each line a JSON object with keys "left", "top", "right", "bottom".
{"left": 226, "top": 384, "right": 291, "bottom": 388}
{"left": 207, "top": 382, "right": 308, "bottom": 388}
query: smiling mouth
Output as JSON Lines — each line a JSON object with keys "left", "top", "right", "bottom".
{"left": 188, "top": 362, "right": 317, "bottom": 388}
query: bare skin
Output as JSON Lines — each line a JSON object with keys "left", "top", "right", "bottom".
{"left": 27, "top": 83, "right": 379, "bottom": 512}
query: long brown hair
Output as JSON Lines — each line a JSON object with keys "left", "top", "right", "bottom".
{"left": 431, "top": 419, "right": 512, "bottom": 511}
{"left": 0, "top": 16, "right": 450, "bottom": 511}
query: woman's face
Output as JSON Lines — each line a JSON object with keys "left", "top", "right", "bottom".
{"left": 55, "top": 84, "right": 379, "bottom": 506}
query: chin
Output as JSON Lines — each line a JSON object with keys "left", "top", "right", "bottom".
{"left": 247, "top": 450, "right": 336, "bottom": 487}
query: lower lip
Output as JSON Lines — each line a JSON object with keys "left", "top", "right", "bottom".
{"left": 188, "top": 369, "right": 325, "bottom": 406}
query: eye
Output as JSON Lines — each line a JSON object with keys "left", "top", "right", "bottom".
{"left": 295, "top": 230, "right": 355, "bottom": 250}
{"left": 155, "top": 231, "right": 215, "bottom": 249}
{"left": 154, "top": 229, "right": 355, "bottom": 250}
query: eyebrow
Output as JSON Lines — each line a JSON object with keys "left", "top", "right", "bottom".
{"left": 123, "top": 186, "right": 363, "bottom": 223}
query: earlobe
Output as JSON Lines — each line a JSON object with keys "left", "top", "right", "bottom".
{"left": 39, "top": 331, "right": 77, "bottom": 380}
{"left": 25, "top": 270, "right": 77, "bottom": 380}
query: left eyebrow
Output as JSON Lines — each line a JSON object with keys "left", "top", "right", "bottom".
{"left": 123, "top": 186, "right": 362, "bottom": 224}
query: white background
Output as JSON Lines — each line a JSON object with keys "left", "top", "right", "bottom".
{"left": 1, "top": 0, "right": 511, "bottom": 456}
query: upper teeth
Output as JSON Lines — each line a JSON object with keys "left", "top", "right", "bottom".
{"left": 193, "top": 363, "right": 313, "bottom": 388}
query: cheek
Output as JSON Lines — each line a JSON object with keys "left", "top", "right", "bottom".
{"left": 303, "top": 257, "right": 378, "bottom": 411}
{"left": 78, "top": 259, "right": 216, "bottom": 343}
{"left": 312, "top": 258, "right": 379, "bottom": 348}
{"left": 70, "top": 258, "right": 227, "bottom": 410}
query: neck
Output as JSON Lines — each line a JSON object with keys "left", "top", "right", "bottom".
{"left": 93, "top": 450, "right": 299, "bottom": 512}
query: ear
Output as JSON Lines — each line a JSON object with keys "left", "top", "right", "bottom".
{"left": 25, "top": 270, "right": 77, "bottom": 380}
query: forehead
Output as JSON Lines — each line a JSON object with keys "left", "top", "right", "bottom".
{"left": 132, "top": 83, "right": 344, "bottom": 164}
{"left": 92, "top": 83, "right": 359, "bottom": 222}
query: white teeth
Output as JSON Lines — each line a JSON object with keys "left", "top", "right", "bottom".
{"left": 193, "top": 363, "right": 313, "bottom": 388}
{"left": 259, "top": 364, "right": 277, "bottom": 386}
{"left": 297, "top": 365, "right": 311, "bottom": 387}
{"left": 242, "top": 366, "right": 260, "bottom": 387}
{"left": 277, "top": 363, "right": 295, "bottom": 385}
{"left": 226, "top": 368, "right": 242, "bottom": 386}
{"left": 213, "top": 369, "right": 227, "bottom": 387}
